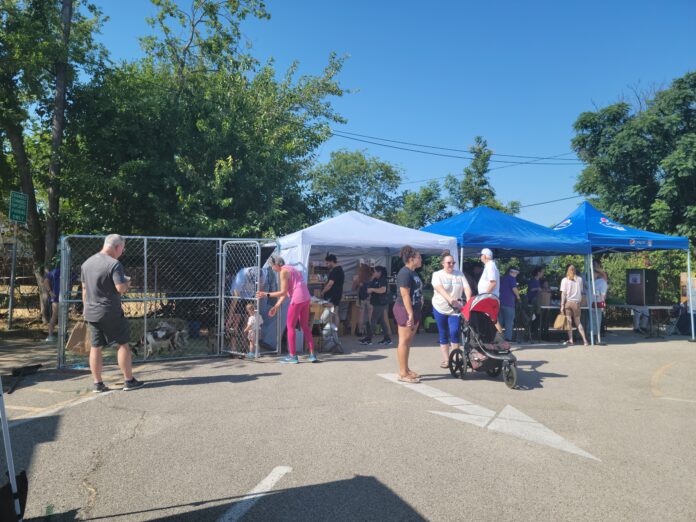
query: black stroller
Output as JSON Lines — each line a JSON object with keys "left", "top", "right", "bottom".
{"left": 448, "top": 293, "right": 518, "bottom": 389}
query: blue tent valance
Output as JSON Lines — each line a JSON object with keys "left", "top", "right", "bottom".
{"left": 552, "top": 202, "right": 689, "bottom": 252}
{"left": 422, "top": 206, "right": 591, "bottom": 256}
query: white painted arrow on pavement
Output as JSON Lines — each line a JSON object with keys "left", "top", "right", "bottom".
{"left": 379, "top": 373, "right": 599, "bottom": 461}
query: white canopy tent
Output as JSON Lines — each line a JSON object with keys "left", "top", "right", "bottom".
{"left": 277, "top": 211, "right": 459, "bottom": 276}
{"left": 259, "top": 212, "right": 458, "bottom": 349}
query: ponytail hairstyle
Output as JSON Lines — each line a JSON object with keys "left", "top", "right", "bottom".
{"left": 400, "top": 245, "right": 419, "bottom": 264}
{"left": 270, "top": 255, "right": 285, "bottom": 267}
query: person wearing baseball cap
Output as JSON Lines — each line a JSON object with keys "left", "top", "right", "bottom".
{"left": 477, "top": 248, "right": 499, "bottom": 297}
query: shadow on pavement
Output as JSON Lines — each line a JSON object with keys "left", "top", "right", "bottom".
{"left": 142, "top": 372, "right": 281, "bottom": 389}
{"left": 28, "top": 474, "right": 425, "bottom": 521}
{"left": 0, "top": 415, "right": 61, "bottom": 506}
{"left": 514, "top": 359, "right": 567, "bottom": 390}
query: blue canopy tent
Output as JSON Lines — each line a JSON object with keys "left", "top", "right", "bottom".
{"left": 422, "top": 207, "right": 603, "bottom": 345}
{"left": 421, "top": 206, "right": 592, "bottom": 256}
{"left": 552, "top": 202, "right": 694, "bottom": 341}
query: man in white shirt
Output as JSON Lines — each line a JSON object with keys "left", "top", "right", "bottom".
{"left": 478, "top": 248, "right": 500, "bottom": 297}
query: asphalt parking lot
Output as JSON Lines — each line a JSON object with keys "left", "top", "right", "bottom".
{"left": 2, "top": 331, "right": 696, "bottom": 521}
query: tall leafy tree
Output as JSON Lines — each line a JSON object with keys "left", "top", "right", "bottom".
{"left": 393, "top": 180, "right": 450, "bottom": 229}
{"left": 0, "top": 0, "right": 104, "bottom": 258}
{"left": 306, "top": 149, "right": 401, "bottom": 220}
{"left": 62, "top": 1, "right": 346, "bottom": 238}
{"left": 572, "top": 71, "right": 696, "bottom": 242}
{"left": 0, "top": 0, "right": 104, "bottom": 321}
{"left": 444, "top": 136, "right": 520, "bottom": 214}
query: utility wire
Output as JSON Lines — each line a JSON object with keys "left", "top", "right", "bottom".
{"left": 519, "top": 195, "right": 584, "bottom": 208}
{"left": 331, "top": 132, "right": 584, "bottom": 166}
{"left": 332, "top": 129, "right": 579, "bottom": 161}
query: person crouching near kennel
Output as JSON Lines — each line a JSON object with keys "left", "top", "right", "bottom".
{"left": 256, "top": 256, "right": 317, "bottom": 364}
{"left": 244, "top": 302, "right": 263, "bottom": 358}
{"left": 81, "top": 234, "right": 144, "bottom": 392}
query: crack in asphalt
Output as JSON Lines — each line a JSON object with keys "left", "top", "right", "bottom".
{"left": 78, "top": 407, "right": 146, "bottom": 518}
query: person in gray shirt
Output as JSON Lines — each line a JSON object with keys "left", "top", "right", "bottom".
{"left": 81, "top": 234, "right": 144, "bottom": 392}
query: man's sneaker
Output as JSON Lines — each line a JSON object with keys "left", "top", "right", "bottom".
{"left": 378, "top": 338, "right": 392, "bottom": 345}
{"left": 307, "top": 353, "right": 318, "bottom": 363}
{"left": 45, "top": 335, "right": 57, "bottom": 342}
{"left": 123, "top": 378, "right": 145, "bottom": 391}
{"left": 93, "top": 382, "right": 111, "bottom": 393}
{"left": 281, "top": 355, "right": 299, "bottom": 364}
{"left": 359, "top": 338, "right": 372, "bottom": 345}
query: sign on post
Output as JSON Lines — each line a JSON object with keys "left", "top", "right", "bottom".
{"left": 9, "top": 191, "right": 28, "bottom": 224}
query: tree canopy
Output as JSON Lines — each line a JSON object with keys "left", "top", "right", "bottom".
{"left": 572, "top": 71, "right": 696, "bottom": 243}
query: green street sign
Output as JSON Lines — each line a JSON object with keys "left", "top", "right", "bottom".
{"left": 9, "top": 191, "right": 28, "bottom": 224}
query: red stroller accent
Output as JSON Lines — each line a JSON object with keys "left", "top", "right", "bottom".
{"left": 448, "top": 293, "right": 518, "bottom": 389}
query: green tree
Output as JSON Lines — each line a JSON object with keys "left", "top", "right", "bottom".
{"left": 62, "top": 41, "right": 346, "bottom": 237}
{"left": 392, "top": 180, "right": 450, "bottom": 229}
{"left": 0, "top": 0, "right": 105, "bottom": 321}
{"left": 572, "top": 72, "right": 696, "bottom": 242}
{"left": 307, "top": 149, "right": 401, "bottom": 220}
{"left": 443, "top": 136, "right": 520, "bottom": 214}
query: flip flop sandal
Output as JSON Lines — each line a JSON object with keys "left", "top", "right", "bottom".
{"left": 408, "top": 370, "right": 420, "bottom": 379}
{"left": 398, "top": 375, "right": 421, "bottom": 384}
{"left": 440, "top": 361, "right": 449, "bottom": 369}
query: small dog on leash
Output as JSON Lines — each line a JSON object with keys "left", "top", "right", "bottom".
{"left": 133, "top": 322, "right": 188, "bottom": 359}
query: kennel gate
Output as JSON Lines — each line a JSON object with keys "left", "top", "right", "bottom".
{"left": 58, "top": 235, "right": 280, "bottom": 368}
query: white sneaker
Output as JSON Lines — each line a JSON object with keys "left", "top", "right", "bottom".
{"left": 45, "top": 335, "right": 57, "bottom": 342}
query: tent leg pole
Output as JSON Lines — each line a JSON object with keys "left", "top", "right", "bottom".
{"left": 688, "top": 244, "right": 695, "bottom": 342}
{"left": 587, "top": 255, "right": 595, "bottom": 347}
{"left": 590, "top": 255, "right": 602, "bottom": 345}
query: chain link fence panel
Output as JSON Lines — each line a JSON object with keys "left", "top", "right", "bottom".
{"left": 59, "top": 235, "right": 278, "bottom": 368}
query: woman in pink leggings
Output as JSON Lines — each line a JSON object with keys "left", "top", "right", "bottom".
{"left": 257, "top": 255, "right": 317, "bottom": 363}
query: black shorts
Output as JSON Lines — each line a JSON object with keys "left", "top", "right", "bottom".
{"left": 88, "top": 313, "right": 130, "bottom": 347}
{"left": 327, "top": 295, "right": 341, "bottom": 306}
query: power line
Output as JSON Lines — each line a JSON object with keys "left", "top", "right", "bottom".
{"left": 519, "top": 195, "right": 584, "bottom": 208}
{"left": 331, "top": 131, "right": 584, "bottom": 166}
{"left": 332, "top": 129, "right": 579, "bottom": 161}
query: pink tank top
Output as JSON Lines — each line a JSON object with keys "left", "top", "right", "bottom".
{"left": 282, "top": 266, "right": 310, "bottom": 304}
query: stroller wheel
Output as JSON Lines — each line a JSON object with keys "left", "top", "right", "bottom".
{"left": 486, "top": 366, "right": 502, "bottom": 377}
{"left": 448, "top": 348, "right": 466, "bottom": 379}
{"left": 503, "top": 362, "right": 517, "bottom": 389}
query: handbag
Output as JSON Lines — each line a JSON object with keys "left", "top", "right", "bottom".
{"left": 65, "top": 321, "right": 92, "bottom": 356}
{"left": 592, "top": 301, "right": 606, "bottom": 309}
{"left": 553, "top": 313, "right": 569, "bottom": 330}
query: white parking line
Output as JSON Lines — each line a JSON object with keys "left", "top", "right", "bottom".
{"left": 217, "top": 466, "right": 292, "bottom": 522}
{"left": 9, "top": 391, "right": 113, "bottom": 428}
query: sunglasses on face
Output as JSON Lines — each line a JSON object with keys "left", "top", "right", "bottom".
{"left": 445, "top": 261, "right": 455, "bottom": 265}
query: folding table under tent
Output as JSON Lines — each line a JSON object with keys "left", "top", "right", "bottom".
{"left": 261, "top": 211, "right": 459, "bottom": 347}
{"left": 551, "top": 202, "right": 695, "bottom": 341}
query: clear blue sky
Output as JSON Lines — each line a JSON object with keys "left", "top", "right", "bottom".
{"left": 92, "top": 0, "right": 696, "bottom": 227}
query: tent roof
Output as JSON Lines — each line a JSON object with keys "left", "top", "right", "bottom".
{"left": 421, "top": 206, "right": 591, "bottom": 256}
{"left": 278, "top": 211, "right": 457, "bottom": 256}
{"left": 552, "top": 202, "right": 689, "bottom": 252}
